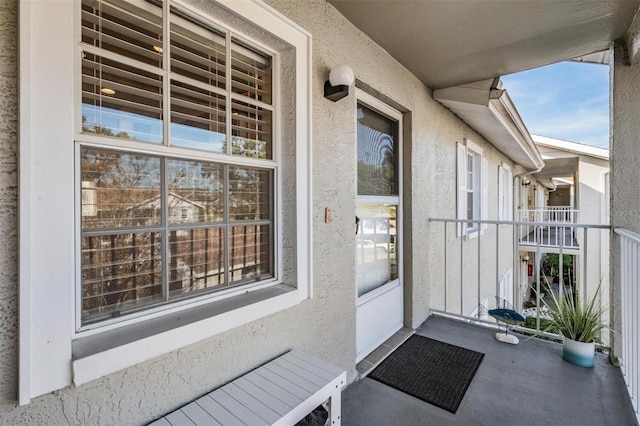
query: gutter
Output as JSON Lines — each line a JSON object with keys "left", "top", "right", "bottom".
{"left": 433, "top": 77, "right": 545, "bottom": 172}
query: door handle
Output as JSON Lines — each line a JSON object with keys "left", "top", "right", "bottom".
{"left": 355, "top": 216, "right": 360, "bottom": 235}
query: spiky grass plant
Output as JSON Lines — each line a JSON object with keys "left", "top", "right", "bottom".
{"left": 544, "top": 283, "right": 606, "bottom": 343}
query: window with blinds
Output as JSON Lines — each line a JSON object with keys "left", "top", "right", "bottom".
{"left": 78, "top": 0, "right": 276, "bottom": 326}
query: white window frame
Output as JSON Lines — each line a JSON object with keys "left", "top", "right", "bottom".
{"left": 457, "top": 139, "right": 487, "bottom": 238}
{"left": 19, "top": 0, "right": 312, "bottom": 404}
{"left": 355, "top": 89, "right": 403, "bottom": 302}
{"left": 498, "top": 162, "right": 513, "bottom": 221}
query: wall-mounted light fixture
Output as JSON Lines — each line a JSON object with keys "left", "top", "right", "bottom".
{"left": 324, "top": 64, "right": 354, "bottom": 102}
{"left": 522, "top": 254, "right": 530, "bottom": 263}
{"left": 521, "top": 177, "right": 530, "bottom": 187}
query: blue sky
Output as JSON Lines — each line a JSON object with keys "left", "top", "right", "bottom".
{"left": 501, "top": 61, "right": 610, "bottom": 148}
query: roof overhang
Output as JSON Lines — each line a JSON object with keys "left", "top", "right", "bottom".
{"left": 433, "top": 78, "right": 545, "bottom": 171}
{"left": 534, "top": 157, "right": 579, "bottom": 180}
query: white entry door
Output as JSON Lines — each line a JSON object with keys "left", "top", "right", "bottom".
{"left": 355, "top": 90, "right": 403, "bottom": 362}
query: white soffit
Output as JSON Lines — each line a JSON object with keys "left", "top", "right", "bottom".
{"left": 533, "top": 135, "right": 609, "bottom": 160}
{"left": 433, "top": 78, "right": 544, "bottom": 171}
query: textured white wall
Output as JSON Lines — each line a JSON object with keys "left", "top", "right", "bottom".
{"left": 611, "top": 40, "right": 640, "bottom": 358}
{"left": 0, "top": 0, "right": 517, "bottom": 423}
{"left": 0, "top": 0, "right": 17, "bottom": 407}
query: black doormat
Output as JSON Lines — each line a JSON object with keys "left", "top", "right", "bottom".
{"left": 368, "top": 335, "right": 484, "bottom": 414}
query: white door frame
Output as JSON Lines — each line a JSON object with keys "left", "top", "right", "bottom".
{"left": 355, "top": 89, "right": 404, "bottom": 362}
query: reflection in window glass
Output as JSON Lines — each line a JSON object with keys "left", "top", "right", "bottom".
{"left": 231, "top": 101, "right": 272, "bottom": 159}
{"left": 357, "top": 104, "right": 397, "bottom": 196}
{"left": 356, "top": 204, "right": 397, "bottom": 297}
{"left": 228, "top": 167, "right": 272, "bottom": 221}
{"left": 167, "top": 159, "right": 224, "bottom": 224}
{"left": 81, "top": 148, "right": 161, "bottom": 229}
{"left": 81, "top": 231, "right": 163, "bottom": 322}
{"left": 168, "top": 227, "right": 225, "bottom": 296}
{"left": 229, "top": 224, "right": 272, "bottom": 284}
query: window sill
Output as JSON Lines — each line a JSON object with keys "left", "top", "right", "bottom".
{"left": 72, "top": 284, "right": 300, "bottom": 386}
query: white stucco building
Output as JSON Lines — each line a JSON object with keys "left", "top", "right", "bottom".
{"left": 1, "top": 0, "right": 640, "bottom": 424}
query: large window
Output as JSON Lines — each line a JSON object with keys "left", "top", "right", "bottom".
{"left": 78, "top": 0, "right": 276, "bottom": 327}
{"left": 21, "top": 0, "right": 310, "bottom": 402}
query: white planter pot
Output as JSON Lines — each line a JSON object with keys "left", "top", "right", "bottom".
{"left": 563, "top": 337, "right": 595, "bottom": 367}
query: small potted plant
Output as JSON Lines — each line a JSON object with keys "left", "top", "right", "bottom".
{"left": 543, "top": 284, "right": 606, "bottom": 367}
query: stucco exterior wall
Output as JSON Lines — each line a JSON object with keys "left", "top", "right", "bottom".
{"left": 611, "top": 40, "right": 640, "bottom": 358}
{"left": 0, "top": 0, "right": 17, "bottom": 407}
{"left": 1, "top": 0, "right": 518, "bottom": 423}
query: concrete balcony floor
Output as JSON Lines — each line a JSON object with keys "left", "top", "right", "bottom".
{"left": 342, "top": 316, "right": 637, "bottom": 425}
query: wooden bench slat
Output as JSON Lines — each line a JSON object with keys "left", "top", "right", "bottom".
{"left": 272, "top": 357, "right": 328, "bottom": 388}
{"left": 280, "top": 352, "right": 338, "bottom": 382}
{"left": 148, "top": 417, "right": 172, "bottom": 426}
{"left": 234, "top": 376, "right": 294, "bottom": 415}
{"left": 223, "top": 383, "right": 281, "bottom": 424}
{"left": 209, "top": 389, "right": 269, "bottom": 425}
{"left": 180, "top": 402, "right": 221, "bottom": 426}
{"left": 165, "top": 409, "right": 197, "bottom": 426}
{"left": 262, "top": 362, "right": 320, "bottom": 394}
{"left": 288, "top": 350, "right": 346, "bottom": 378}
{"left": 254, "top": 367, "right": 313, "bottom": 399}
{"left": 196, "top": 395, "right": 243, "bottom": 426}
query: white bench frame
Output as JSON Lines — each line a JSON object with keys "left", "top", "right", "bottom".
{"left": 151, "top": 350, "right": 347, "bottom": 425}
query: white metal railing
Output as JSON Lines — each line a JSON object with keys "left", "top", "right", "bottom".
{"left": 616, "top": 227, "right": 640, "bottom": 422}
{"left": 518, "top": 207, "right": 580, "bottom": 249}
{"left": 428, "top": 218, "right": 609, "bottom": 340}
{"left": 519, "top": 206, "right": 579, "bottom": 223}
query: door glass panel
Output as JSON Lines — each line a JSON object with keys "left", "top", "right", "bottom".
{"left": 356, "top": 204, "right": 397, "bottom": 297}
{"left": 357, "top": 104, "right": 397, "bottom": 196}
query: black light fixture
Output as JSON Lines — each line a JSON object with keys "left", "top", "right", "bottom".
{"left": 324, "top": 64, "right": 355, "bottom": 102}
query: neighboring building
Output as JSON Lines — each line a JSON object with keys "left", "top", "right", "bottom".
{"left": 516, "top": 135, "right": 610, "bottom": 331}
{"left": 1, "top": 0, "right": 640, "bottom": 424}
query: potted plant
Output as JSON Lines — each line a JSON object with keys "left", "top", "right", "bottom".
{"left": 543, "top": 284, "right": 606, "bottom": 367}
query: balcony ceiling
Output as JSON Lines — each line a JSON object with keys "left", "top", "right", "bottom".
{"left": 327, "top": 0, "right": 640, "bottom": 89}
{"left": 534, "top": 157, "right": 579, "bottom": 180}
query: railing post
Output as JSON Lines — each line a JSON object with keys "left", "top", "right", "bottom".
{"left": 477, "top": 220, "right": 481, "bottom": 317}
{"left": 444, "top": 222, "right": 448, "bottom": 312}
{"left": 460, "top": 221, "right": 464, "bottom": 316}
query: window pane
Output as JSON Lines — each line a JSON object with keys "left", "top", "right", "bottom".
{"left": 82, "top": 54, "right": 163, "bottom": 143}
{"left": 356, "top": 204, "right": 397, "bottom": 297}
{"left": 82, "top": 231, "right": 163, "bottom": 323}
{"left": 170, "top": 10, "right": 226, "bottom": 89}
{"left": 82, "top": 0, "right": 163, "bottom": 67}
{"left": 170, "top": 80, "right": 226, "bottom": 152}
{"left": 357, "top": 104, "right": 397, "bottom": 196}
{"left": 231, "top": 100, "right": 272, "bottom": 159}
{"left": 167, "top": 158, "right": 224, "bottom": 224}
{"left": 467, "top": 192, "right": 474, "bottom": 220}
{"left": 231, "top": 39, "right": 271, "bottom": 104}
{"left": 229, "top": 167, "right": 272, "bottom": 221}
{"left": 168, "top": 227, "right": 225, "bottom": 296}
{"left": 81, "top": 148, "right": 162, "bottom": 229}
{"left": 229, "top": 224, "right": 272, "bottom": 284}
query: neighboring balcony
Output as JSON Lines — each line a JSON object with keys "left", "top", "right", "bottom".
{"left": 518, "top": 207, "right": 580, "bottom": 252}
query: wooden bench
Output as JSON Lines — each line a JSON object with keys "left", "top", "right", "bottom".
{"left": 150, "top": 350, "right": 347, "bottom": 426}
